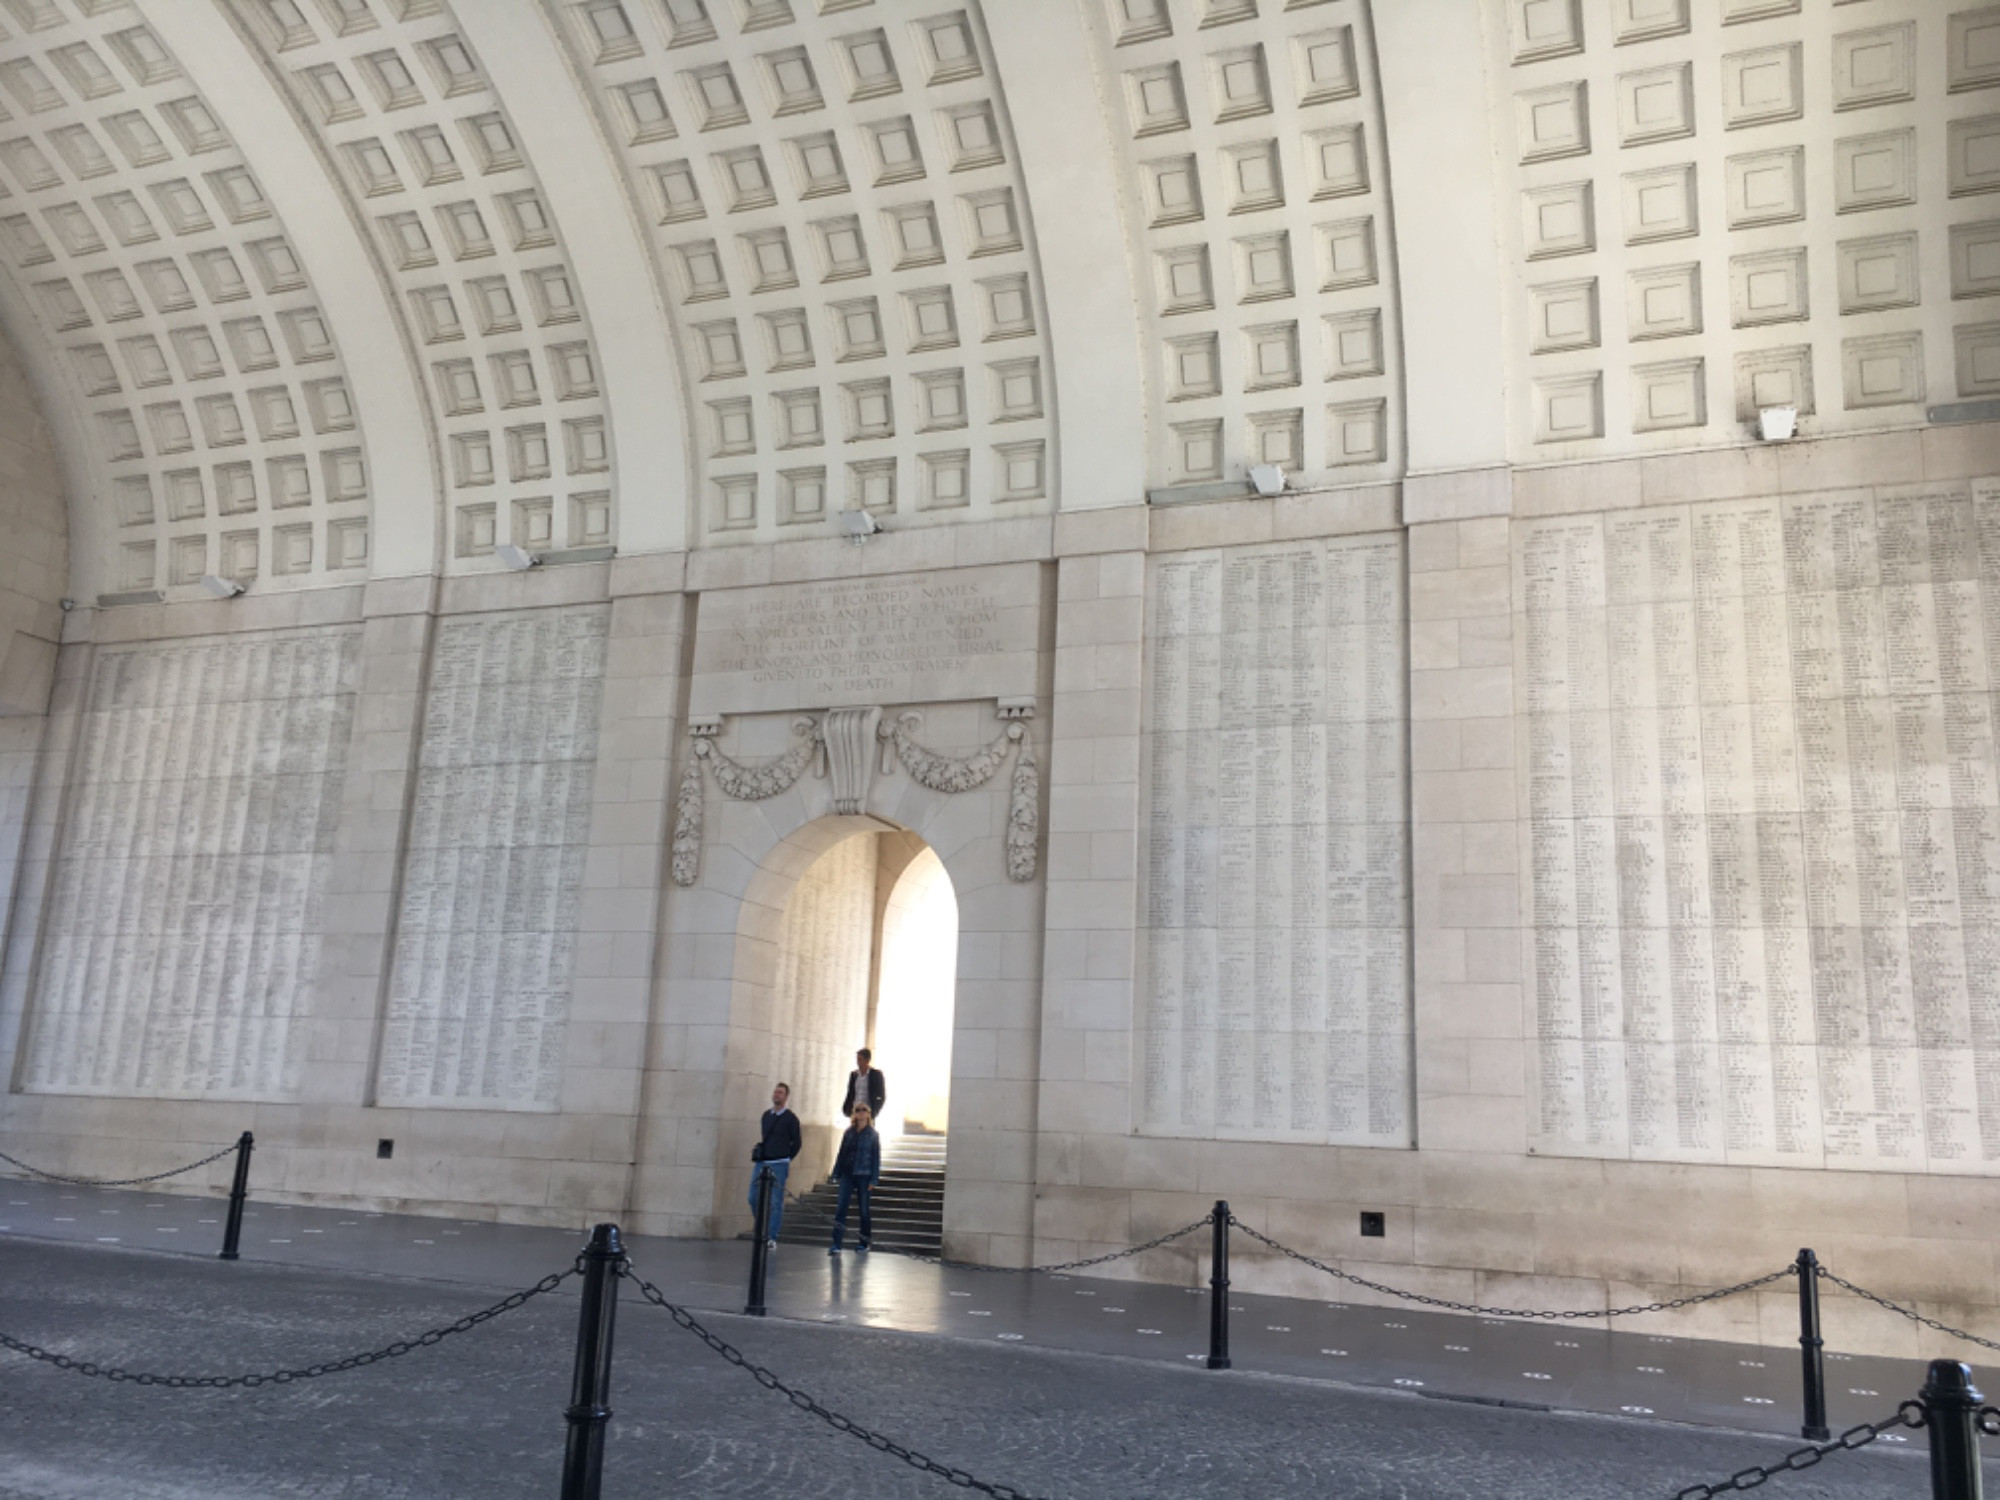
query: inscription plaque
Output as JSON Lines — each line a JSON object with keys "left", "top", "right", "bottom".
{"left": 1137, "top": 535, "right": 1414, "bottom": 1146}
{"left": 376, "top": 607, "right": 608, "bottom": 1111}
{"left": 1523, "top": 486, "right": 2000, "bottom": 1173}
{"left": 690, "top": 563, "right": 1041, "bottom": 716}
{"left": 22, "top": 628, "right": 361, "bottom": 1101}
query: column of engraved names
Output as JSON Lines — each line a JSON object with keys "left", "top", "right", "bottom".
{"left": 25, "top": 632, "right": 357, "bottom": 1101}
{"left": 1328, "top": 535, "right": 1410, "bottom": 1143}
{"left": 1692, "top": 499, "right": 1818, "bottom": 1164}
{"left": 1873, "top": 489, "right": 2000, "bottom": 1166}
{"left": 1522, "top": 519, "right": 1623, "bottom": 1152}
{"left": 1139, "top": 537, "right": 1410, "bottom": 1145}
{"left": 377, "top": 607, "right": 607, "bottom": 1110}
{"left": 1973, "top": 492, "right": 2000, "bottom": 1154}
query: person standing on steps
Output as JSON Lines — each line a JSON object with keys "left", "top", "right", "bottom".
{"left": 841, "top": 1047, "right": 886, "bottom": 1126}
{"left": 751, "top": 1081, "right": 801, "bottom": 1249}
{"left": 828, "top": 1104, "right": 880, "bottom": 1256}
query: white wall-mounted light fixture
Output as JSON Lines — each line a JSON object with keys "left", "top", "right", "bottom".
{"left": 1248, "top": 464, "right": 1286, "bottom": 497}
{"left": 1756, "top": 407, "right": 1797, "bottom": 443}
{"left": 836, "top": 508, "right": 879, "bottom": 544}
{"left": 495, "top": 543, "right": 540, "bottom": 571}
{"left": 198, "top": 574, "right": 244, "bottom": 599}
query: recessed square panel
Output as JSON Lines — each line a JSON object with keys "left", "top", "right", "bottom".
{"left": 1956, "top": 322, "right": 2000, "bottom": 397}
{"left": 1208, "top": 45, "right": 1272, "bottom": 123}
{"left": 1726, "top": 146, "right": 1804, "bottom": 227}
{"left": 1842, "top": 331, "right": 1925, "bottom": 409}
{"left": 1142, "top": 154, "right": 1204, "bottom": 227}
{"left": 772, "top": 464, "right": 820, "bottom": 524}
{"left": 1165, "top": 332, "right": 1221, "bottom": 400}
{"left": 1510, "top": 0, "right": 1582, "bottom": 62}
{"left": 1833, "top": 24, "right": 1915, "bottom": 111}
{"left": 1234, "top": 231, "right": 1293, "bottom": 302}
{"left": 1730, "top": 248, "right": 1808, "bottom": 327}
{"left": 1126, "top": 62, "right": 1189, "bottom": 137}
{"left": 1157, "top": 245, "right": 1214, "bottom": 314}
{"left": 1109, "top": 0, "right": 1172, "bottom": 47}
{"left": 1522, "top": 180, "right": 1594, "bottom": 258}
{"left": 1527, "top": 277, "right": 1599, "bottom": 353}
{"left": 1617, "top": 63, "right": 1693, "bottom": 147}
{"left": 1321, "top": 309, "right": 1382, "bottom": 379}
{"left": 1621, "top": 162, "right": 1697, "bottom": 243}
{"left": 1293, "top": 28, "right": 1357, "bottom": 106}
{"left": 1949, "top": 115, "right": 2000, "bottom": 197}
{"left": 1534, "top": 372, "right": 1603, "bottom": 442}
{"left": 1170, "top": 418, "right": 1224, "bottom": 481}
{"left": 1721, "top": 45, "right": 1802, "bottom": 129}
{"left": 1612, "top": 0, "right": 1689, "bottom": 45}
{"left": 1242, "top": 321, "right": 1301, "bottom": 391}
{"left": 709, "top": 475, "right": 757, "bottom": 533}
{"left": 1728, "top": 348, "right": 1808, "bottom": 424}
{"left": 1305, "top": 124, "right": 1368, "bottom": 200}
{"left": 1631, "top": 358, "right": 1705, "bottom": 433}
{"left": 1835, "top": 129, "right": 1914, "bottom": 213}
{"left": 1326, "top": 398, "right": 1386, "bottom": 466}
{"left": 1317, "top": 217, "right": 1377, "bottom": 290}
{"left": 1837, "top": 233, "right": 1919, "bottom": 313}
{"left": 1951, "top": 219, "right": 2000, "bottom": 298}
{"left": 1516, "top": 82, "right": 1589, "bottom": 163}
{"left": 914, "top": 452, "right": 965, "bottom": 512}
{"left": 1222, "top": 139, "right": 1284, "bottom": 213}
{"left": 1245, "top": 408, "right": 1302, "bottom": 469}
{"left": 1628, "top": 262, "right": 1702, "bottom": 340}
{"left": 1722, "top": 0, "right": 1800, "bottom": 22}
{"left": 1950, "top": 8, "right": 2000, "bottom": 93}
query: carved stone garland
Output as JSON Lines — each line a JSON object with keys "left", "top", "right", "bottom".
{"left": 671, "top": 702, "right": 1038, "bottom": 887}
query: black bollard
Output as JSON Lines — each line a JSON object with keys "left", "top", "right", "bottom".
{"left": 1207, "top": 1200, "right": 1231, "bottom": 1371}
{"left": 745, "top": 1163, "right": 774, "bottom": 1317}
{"left": 560, "top": 1223, "right": 624, "bottom": 1500}
{"left": 217, "top": 1131, "right": 254, "bottom": 1261}
{"left": 1922, "top": 1360, "right": 1986, "bottom": 1500}
{"left": 1796, "top": 1247, "right": 1829, "bottom": 1440}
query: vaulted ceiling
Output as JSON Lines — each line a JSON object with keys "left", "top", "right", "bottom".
{"left": 0, "top": 0, "right": 1978, "bottom": 604}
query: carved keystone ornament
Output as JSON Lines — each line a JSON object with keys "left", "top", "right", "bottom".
{"left": 671, "top": 699, "right": 1039, "bottom": 888}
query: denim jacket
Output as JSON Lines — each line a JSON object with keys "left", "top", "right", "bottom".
{"left": 833, "top": 1124, "right": 880, "bottom": 1184}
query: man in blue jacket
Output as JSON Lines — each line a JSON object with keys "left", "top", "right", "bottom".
{"left": 750, "top": 1081, "right": 801, "bottom": 1247}
{"left": 828, "top": 1103, "right": 880, "bottom": 1255}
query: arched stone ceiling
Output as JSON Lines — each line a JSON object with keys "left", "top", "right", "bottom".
{"left": 0, "top": 0, "right": 1982, "bottom": 603}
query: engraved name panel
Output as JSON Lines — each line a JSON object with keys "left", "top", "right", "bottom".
{"left": 22, "top": 628, "right": 361, "bottom": 1102}
{"left": 375, "top": 606, "right": 608, "bottom": 1111}
{"left": 1524, "top": 486, "right": 2000, "bottom": 1173}
{"left": 690, "top": 563, "right": 1041, "bottom": 716}
{"left": 1138, "top": 535, "right": 1413, "bottom": 1146}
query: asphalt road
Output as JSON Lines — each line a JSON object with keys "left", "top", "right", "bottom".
{"left": 0, "top": 1239, "right": 1966, "bottom": 1500}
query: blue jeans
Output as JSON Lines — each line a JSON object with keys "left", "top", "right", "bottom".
{"left": 831, "top": 1177, "right": 872, "bottom": 1249}
{"left": 747, "top": 1158, "right": 790, "bottom": 1239}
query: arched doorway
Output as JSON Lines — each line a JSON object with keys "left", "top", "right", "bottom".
{"left": 749, "top": 821, "right": 958, "bottom": 1251}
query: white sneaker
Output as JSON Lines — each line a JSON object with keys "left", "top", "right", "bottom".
{"left": 767, "top": 1239, "right": 777, "bottom": 1251}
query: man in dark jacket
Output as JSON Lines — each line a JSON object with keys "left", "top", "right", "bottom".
{"left": 750, "top": 1082, "right": 802, "bottom": 1246}
{"left": 841, "top": 1048, "right": 886, "bottom": 1123}
{"left": 829, "top": 1104, "right": 881, "bottom": 1255}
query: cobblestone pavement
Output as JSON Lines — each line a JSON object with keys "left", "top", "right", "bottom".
{"left": 0, "top": 1175, "right": 1976, "bottom": 1441}
{"left": 0, "top": 1238, "right": 1977, "bottom": 1500}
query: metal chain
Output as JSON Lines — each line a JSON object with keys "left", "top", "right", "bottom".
{"left": 867, "top": 1216, "right": 1213, "bottom": 1276}
{"left": 0, "top": 1265, "right": 578, "bottom": 1388}
{"left": 1229, "top": 1218, "right": 1795, "bottom": 1321}
{"left": 1667, "top": 1405, "right": 1924, "bottom": 1499}
{"left": 1817, "top": 1268, "right": 2000, "bottom": 1355}
{"left": 624, "top": 1263, "right": 1057, "bottom": 1500}
{"left": 1980, "top": 1406, "right": 2000, "bottom": 1437}
{"left": 0, "top": 1142, "right": 242, "bottom": 1188}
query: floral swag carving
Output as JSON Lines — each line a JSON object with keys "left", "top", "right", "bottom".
{"left": 671, "top": 704, "right": 1039, "bottom": 888}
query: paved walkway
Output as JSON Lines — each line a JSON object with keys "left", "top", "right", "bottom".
{"left": 0, "top": 1229, "right": 1955, "bottom": 1500}
{"left": 0, "top": 1173, "right": 1958, "bottom": 1445}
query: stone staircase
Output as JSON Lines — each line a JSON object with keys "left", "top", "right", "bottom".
{"left": 775, "top": 1130, "right": 946, "bottom": 1254}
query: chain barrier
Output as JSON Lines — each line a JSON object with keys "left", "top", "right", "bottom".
{"left": 0, "top": 1142, "right": 242, "bottom": 1189}
{"left": 1816, "top": 1268, "right": 2000, "bottom": 1356}
{"left": 1665, "top": 1405, "right": 1923, "bottom": 1499}
{"left": 1228, "top": 1218, "right": 1795, "bottom": 1321}
{"left": 0, "top": 1264, "right": 578, "bottom": 1388}
{"left": 624, "top": 1260, "right": 1056, "bottom": 1500}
